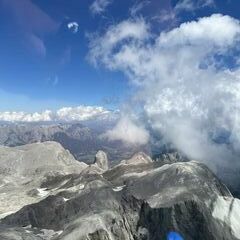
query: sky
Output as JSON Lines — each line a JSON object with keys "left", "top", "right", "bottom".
{"left": 1, "top": 0, "right": 240, "bottom": 165}
{"left": 0, "top": 0, "right": 239, "bottom": 114}
{"left": 0, "top": 0, "right": 133, "bottom": 112}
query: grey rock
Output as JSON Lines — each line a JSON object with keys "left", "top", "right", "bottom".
{"left": 0, "top": 142, "right": 88, "bottom": 218}
{"left": 120, "top": 152, "right": 152, "bottom": 166}
{"left": 154, "top": 151, "right": 188, "bottom": 164}
{"left": 94, "top": 151, "right": 109, "bottom": 171}
{"left": 0, "top": 141, "right": 87, "bottom": 177}
{"left": 0, "top": 144, "right": 240, "bottom": 240}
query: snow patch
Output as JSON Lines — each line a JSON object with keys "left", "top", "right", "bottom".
{"left": 113, "top": 185, "right": 126, "bottom": 192}
{"left": 79, "top": 184, "right": 85, "bottom": 190}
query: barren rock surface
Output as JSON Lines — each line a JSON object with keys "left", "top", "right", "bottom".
{"left": 0, "top": 142, "right": 239, "bottom": 240}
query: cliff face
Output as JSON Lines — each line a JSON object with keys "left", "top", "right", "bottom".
{"left": 0, "top": 142, "right": 239, "bottom": 240}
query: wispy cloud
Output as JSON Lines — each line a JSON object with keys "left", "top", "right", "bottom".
{"left": 46, "top": 75, "right": 59, "bottom": 87}
{"left": 174, "top": 0, "right": 215, "bottom": 13}
{"left": 90, "top": 0, "right": 112, "bottom": 15}
{"left": 156, "top": 10, "right": 176, "bottom": 23}
{"left": 129, "top": 0, "right": 151, "bottom": 16}
{"left": 149, "top": 0, "right": 215, "bottom": 25}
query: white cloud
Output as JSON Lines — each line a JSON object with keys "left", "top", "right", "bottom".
{"left": 102, "top": 116, "right": 149, "bottom": 145}
{"left": 158, "top": 14, "right": 240, "bottom": 47}
{"left": 0, "top": 106, "right": 113, "bottom": 122}
{"left": 0, "top": 110, "right": 53, "bottom": 122}
{"left": 88, "top": 14, "right": 240, "bottom": 164}
{"left": 90, "top": 0, "right": 112, "bottom": 15}
{"left": 67, "top": 22, "right": 79, "bottom": 34}
{"left": 88, "top": 18, "right": 150, "bottom": 70}
{"left": 56, "top": 106, "right": 111, "bottom": 121}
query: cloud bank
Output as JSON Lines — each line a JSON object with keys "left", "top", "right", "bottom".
{"left": 0, "top": 106, "right": 113, "bottom": 122}
{"left": 89, "top": 14, "right": 240, "bottom": 163}
{"left": 102, "top": 116, "right": 149, "bottom": 145}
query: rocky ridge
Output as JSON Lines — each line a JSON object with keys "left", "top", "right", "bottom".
{"left": 0, "top": 142, "right": 239, "bottom": 240}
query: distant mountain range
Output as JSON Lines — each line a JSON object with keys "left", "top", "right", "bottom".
{"left": 0, "top": 122, "right": 151, "bottom": 165}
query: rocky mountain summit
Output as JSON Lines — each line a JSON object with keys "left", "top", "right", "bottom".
{"left": 0, "top": 142, "right": 239, "bottom": 240}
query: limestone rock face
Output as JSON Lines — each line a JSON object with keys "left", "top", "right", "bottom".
{"left": 0, "top": 141, "right": 88, "bottom": 220}
{"left": 0, "top": 141, "right": 87, "bottom": 177}
{"left": 94, "top": 150, "right": 109, "bottom": 172}
{"left": 0, "top": 144, "right": 240, "bottom": 240}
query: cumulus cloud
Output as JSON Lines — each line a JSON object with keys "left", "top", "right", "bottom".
{"left": 88, "top": 14, "right": 240, "bottom": 164}
{"left": 56, "top": 106, "right": 111, "bottom": 122}
{"left": 102, "top": 116, "right": 149, "bottom": 145}
{"left": 0, "top": 110, "right": 53, "bottom": 122}
{"left": 0, "top": 106, "right": 113, "bottom": 122}
{"left": 90, "top": 0, "right": 112, "bottom": 15}
{"left": 88, "top": 18, "right": 150, "bottom": 69}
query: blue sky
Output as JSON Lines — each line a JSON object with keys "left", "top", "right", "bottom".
{"left": 0, "top": 0, "right": 240, "bottom": 113}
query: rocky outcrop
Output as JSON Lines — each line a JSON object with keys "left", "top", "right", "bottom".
{"left": 0, "top": 141, "right": 87, "bottom": 177}
{"left": 0, "top": 144, "right": 239, "bottom": 240}
{"left": 154, "top": 151, "right": 188, "bottom": 164}
{"left": 81, "top": 150, "right": 109, "bottom": 175}
{"left": 94, "top": 150, "right": 109, "bottom": 171}
{"left": 120, "top": 152, "right": 152, "bottom": 166}
{"left": 0, "top": 142, "right": 88, "bottom": 220}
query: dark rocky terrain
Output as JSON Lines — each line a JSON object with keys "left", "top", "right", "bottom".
{"left": 0, "top": 142, "right": 239, "bottom": 240}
